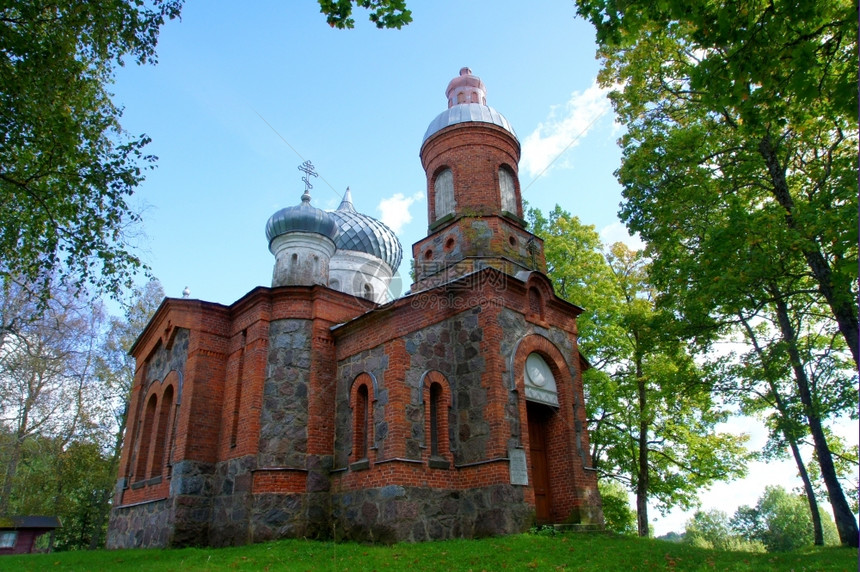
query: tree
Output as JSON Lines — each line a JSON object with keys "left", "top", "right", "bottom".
{"left": 598, "top": 480, "right": 636, "bottom": 535}
{"left": 0, "top": 1, "right": 183, "bottom": 303}
{"left": 731, "top": 485, "right": 839, "bottom": 552}
{"left": 528, "top": 206, "right": 749, "bottom": 537}
{"left": 317, "top": 0, "right": 412, "bottom": 29}
{"left": 88, "top": 278, "right": 164, "bottom": 548}
{"left": 684, "top": 509, "right": 765, "bottom": 553}
{"left": 574, "top": 0, "right": 857, "bottom": 365}
{"left": 0, "top": 276, "right": 163, "bottom": 549}
{"left": 0, "top": 276, "right": 105, "bottom": 516}
{"left": 574, "top": 0, "right": 859, "bottom": 547}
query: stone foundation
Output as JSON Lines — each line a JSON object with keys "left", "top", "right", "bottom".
{"left": 332, "top": 484, "right": 531, "bottom": 543}
{"left": 106, "top": 499, "right": 172, "bottom": 549}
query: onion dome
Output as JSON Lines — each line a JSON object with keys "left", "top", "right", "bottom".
{"left": 423, "top": 67, "right": 517, "bottom": 144}
{"left": 265, "top": 189, "right": 339, "bottom": 246}
{"left": 329, "top": 188, "right": 403, "bottom": 271}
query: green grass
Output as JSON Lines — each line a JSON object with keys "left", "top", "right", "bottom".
{"left": 6, "top": 533, "right": 857, "bottom": 571}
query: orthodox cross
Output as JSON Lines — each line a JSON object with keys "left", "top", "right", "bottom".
{"left": 298, "top": 160, "right": 318, "bottom": 192}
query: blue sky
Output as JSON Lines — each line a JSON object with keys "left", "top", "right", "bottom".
{"left": 109, "top": 1, "right": 854, "bottom": 535}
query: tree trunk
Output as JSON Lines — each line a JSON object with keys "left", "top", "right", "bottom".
{"left": 774, "top": 295, "right": 858, "bottom": 547}
{"left": 759, "top": 135, "right": 859, "bottom": 369}
{"left": 787, "top": 435, "right": 824, "bottom": 545}
{"left": 636, "top": 355, "right": 649, "bottom": 537}
{"left": 739, "top": 314, "right": 824, "bottom": 545}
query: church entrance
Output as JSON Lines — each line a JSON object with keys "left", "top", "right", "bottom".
{"left": 527, "top": 401, "right": 553, "bottom": 523}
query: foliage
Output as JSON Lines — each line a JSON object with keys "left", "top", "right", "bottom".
{"left": 598, "top": 480, "right": 636, "bottom": 536}
{"left": 0, "top": 1, "right": 183, "bottom": 303}
{"left": 528, "top": 206, "right": 750, "bottom": 536}
{"left": 731, "top": 485, "right": 839, "bottom": 552}
{"left": 0, "top": 276, "right": 106, "bottom": 515}
{"left": 573, "top": 0, "right": 859, "bottom": 546}
{"left": 684, "top": 509, "right": 765, "bottom": 553}
{"left": 318, "top": 0, "right": 411, "bottom": 29}
{"left": 528, "top": 524, "right": 561, "bottom": 537}
{"left": 0, "top": 276, "right": 164, "bottom": 549}
{"left": 4, "top": 533, "right": 857, "bottom": 571}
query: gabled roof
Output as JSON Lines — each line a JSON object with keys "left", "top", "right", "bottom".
{"left": 0, "top": 516, "right": 61, "bottom": 529}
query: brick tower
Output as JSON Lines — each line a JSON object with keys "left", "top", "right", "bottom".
{"left": 412, "top": 67, "right": 546, "bottom": 291}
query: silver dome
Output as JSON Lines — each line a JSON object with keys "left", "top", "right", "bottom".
{"left": 422, "top": 103, "right": 517, "bottom": 144}
{"left": 330, "top": 189, "right": 403, "bottom": 272}
{"left": 265, "top": 191, "right": 340, "bottom": 245}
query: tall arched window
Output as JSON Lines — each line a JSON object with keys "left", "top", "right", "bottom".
{"left": 423, "top": 371, "right": 451, "bottom": 469}
{"left": 135, "top": 394, "right": 158, "bottom": 481}
{"left": 499, "top": 166, "right": 517, "bottom": 214}
{"left": 355, "top": 384, "right": 369, "bottom": 459}
{"left": 149, "top": 385, "right": 174, "bottom": 478}
{"left": 429, "top": 382, "right": 443, "bottom": 457}
{"left": 434, "top": 168, "right": 455, "bottom": 220}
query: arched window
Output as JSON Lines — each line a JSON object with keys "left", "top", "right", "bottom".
{"left": 356, "top": 384, "right": 369, "bottom": 458}
{"left": 499, "top": 166, "right": 517, "bottom": 214}
{"left": 135, "top": 393, "right": 158, "bottom": 480}
{"left": 149, "top": 385, "right": 174, "bottom": 478}
{"left": 429, "top": 382, "right": 443, "bottom": 457}
{"left": 434, "top": 168, "right": 455, "bottom": 220}
{"left": 350, "top": 376, "right": 375, "bottom": 467}
{"left": 423, "top": 371, "right": 451, "bottom": 469}
{"left": 363, "top": 283, "right": 373, "bottom": 300}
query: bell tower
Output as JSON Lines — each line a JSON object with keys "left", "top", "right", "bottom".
{"left": 412, "top": 68, "right": 546, "bottom": 291}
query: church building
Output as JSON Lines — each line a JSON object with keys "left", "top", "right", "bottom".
{"left": 107, "top": 68, "right": 603, "bottom": 548}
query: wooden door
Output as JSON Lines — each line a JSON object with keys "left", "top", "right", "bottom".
{"left": 528, "top": 405, "right": 552, "bottom": 523}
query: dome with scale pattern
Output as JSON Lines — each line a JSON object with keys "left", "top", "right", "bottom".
{"left": 329, "top": 188, "right": 402, "bottom": 272}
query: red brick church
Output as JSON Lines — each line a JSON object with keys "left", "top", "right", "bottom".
{"left": 107, "top": 68, "right": 603, "bottom": 548}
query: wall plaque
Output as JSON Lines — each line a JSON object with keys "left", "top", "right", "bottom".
{"left": 509, "top": 447, "right": 528, "bottom": 485}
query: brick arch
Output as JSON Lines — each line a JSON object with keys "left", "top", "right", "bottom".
{"left": 349, "top": 373, "right": 377, "bottom": 463}
{"left": 134, "top": 370, "right": 180, "bottom": 483}
{"left": 511, "top": 334, "right": 584, "bottom": 523}
{"left": 420, "top": 370, "right": 453, "bottom": 467}
{"left": 135, "top": 393, "right": 158, "bottom": 481}
{"left": 509, "top": 335, "right": 572, "bottom": 397}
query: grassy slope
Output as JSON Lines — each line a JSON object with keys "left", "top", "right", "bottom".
{"left": 6, "top": 533, "right": 857, "bottom": 571}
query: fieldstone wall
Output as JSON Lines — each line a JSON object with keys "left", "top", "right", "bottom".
{"left": 169, "top": 459, "right": 216, "bottom": 546}
{"left": 209, "top": 455, "right": 256, "bottom": 546}
{"left": 144, "top": 328, "right": 189, "bottom": 387}
{"left": 403, "top": 307, "right": 488, "bottom": 464}
{"left": 251, "top": 491, "right": 331, "bottom": 542}
{"left": 106, "top": 499, "right": 172, "bottom": 549}
{"left": 259, "top": 319, "right": 313, "bottom": 467}
{"left": 334, "top": 346, "right": 389, "bottom": 466}
{"left": 332, "top": 483, "right": 530, "bottom": 543}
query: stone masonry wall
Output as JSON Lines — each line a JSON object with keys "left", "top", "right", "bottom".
{"left": 209, "top": 455, "right": 256, "bottom": 547}
{"left": 144, "top": 328, "right": 190, "bottom": 388}
{"left": 106, "top": 499, "right": 172, "bottom": 549}
{"left": 334, "top": 345, "right": 390, "bottom": 467}
{"left": 402, "top": 307, "right": 487, "bottom": 465}
{"left": 332, "top": 483, "right": 530, "bottom": 543}
{"left": 259, "top": 319, "right": 313, "bottom": 467}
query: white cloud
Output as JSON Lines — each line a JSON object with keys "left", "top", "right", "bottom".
{"left": 521, "top": 80, "right": 613, "bottom": 178}
{"left": 377, "top": 192, "right": 424, "bottom": 234}
{"left": 599, "top": 221, "right": 646, "bottom": 250}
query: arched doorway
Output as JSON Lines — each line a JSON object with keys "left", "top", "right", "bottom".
{"left": 527, "top": 401, "right": 554, "bottom": 523}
